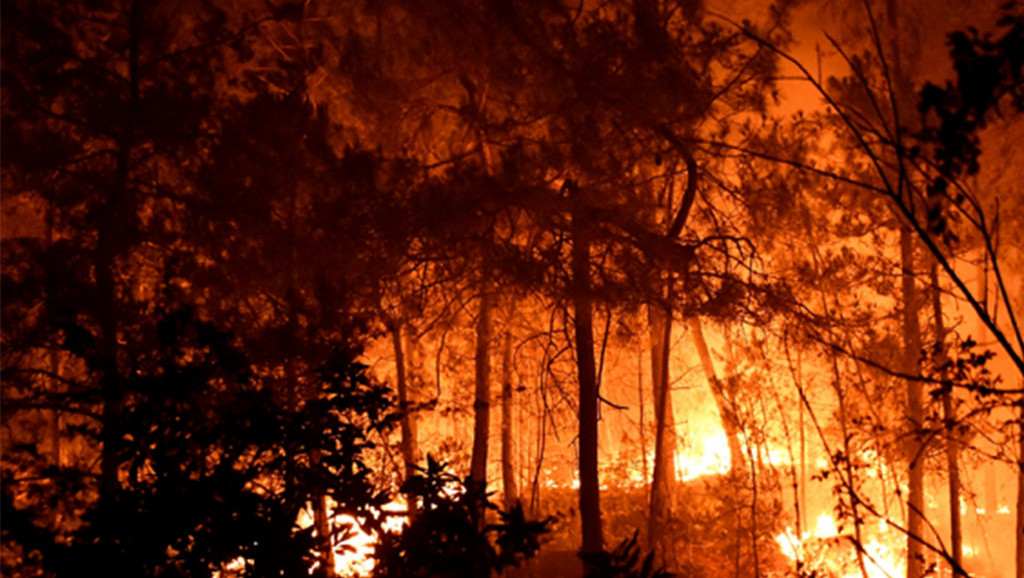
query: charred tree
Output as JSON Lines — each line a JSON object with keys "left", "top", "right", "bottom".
{"left": 470, "top": 292, "right": 494, "bottom": 500}
{"left": 92, "top": 1, "right": 145, "bottom": 559}
{"left": 390, "top": 319, "right": 419, "bottom": 509}
{"left": 647, "top": 303, "right": 676, "bottom": 562}
{"left": 646, "top": 143, "right": 699, "bottom": 564}
{"left": 500, "top": 329, "right": 518, "bottom": 510}
{"left": 569, "top": 180, "right": 604, "bottom": 567}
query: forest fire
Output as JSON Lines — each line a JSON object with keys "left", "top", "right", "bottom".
{"left": 674, "top": 430, "right": 733, "bottom": 482}
{"left": 3, "top": 0, "right": 1023, "bottom": 577}
{"left": 775, "top": 515, "right": 906, "bottom": 578}
{"left": 299, "top": 502, "right": 408, "bottom": 578}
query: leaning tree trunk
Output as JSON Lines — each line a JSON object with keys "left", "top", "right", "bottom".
{"left": 648, "top": 302, "right": 676, "bottom": 563}
{"left": 570, "top": 181, "right": 603, "bottom": 567}
{"left": 688, "top": 317, "right": 745, "bottom": 474}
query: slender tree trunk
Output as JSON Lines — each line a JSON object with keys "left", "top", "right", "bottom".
{"left": 687, "top": 316, "right": 745, "bottom": 473}
{"left": 570, "top": 181, "right": 603, "bottom": 566}
{"left": 648, "top": 303, "right": 676, "bottom": 563}
{"left": 96, "top": 207, "right": 124, "bottom": 563}
{"left": 391, "top": 321, "right": 419, "bottom": 505}
{"left": 470, "top": 292, "right": 493, "bottom": 511}
{"left": 831, "top": 359, "right": 870, "bottom": 578}
{"left": 46, "top": 203, "right": 63, "bottom": 533}
{"left": 690, "top": 319, "right": 747, "bottom": 576}
{"left": 645, "top": 152, "right": 698, "bottom": 569}
{"left": 97, "top": 3, "right": 141, "bottom": 555}
{"left": 49, "top": 351, "right": 62, "bottom": 466}
{"left": 879, "top": 2, "right": 928, "bottom": 571}
{"left": 901, "top": 228, "right": 926, "bottom": 578}
{"left": 931, "top": 264, "right": 963, "bottom": 576}
{"left": 799, "top": 375, "right": 807, "bottom": 535}
{"left": 310, "top": 445, "right": 335, "bottom": 577}
{"left": 309, "top": 405, "right": 336, "bottom": 577}
{"left": 288, "top": 12, "right": 338, "bottom": 575}
{"left": 500, "top": 330, "right": 518, "bottom": 510}
{"left": 465, "top": 77, "right": 498, "bottom": 519}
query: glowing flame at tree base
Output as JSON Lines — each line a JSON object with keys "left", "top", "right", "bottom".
{"left": 775, "top": 514, "right": 906, "bottom": 578}
{"left": 300, "top": 500, "right": 408, "bottom": 577}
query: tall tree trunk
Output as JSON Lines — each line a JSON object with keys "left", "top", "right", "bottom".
{"left": 799, "top": 373, "right": 807, "bottom": 535}
{"left": 570, "top": 180, "right": 603, "bottom": 566}
{"left": 879, "top": 1, "right": 928, "bottom": 571}
{"left": 391, "top": 320, "right": 419, "bottom": 510}
{"left": 648, "top": 303, "right": 676, "bottom": 563}
{"left": 300, "top": 359, "right": 337, "bottom": 578}
{"left": 467, "top": 77, "right": 496, "bottom": 514}
{"left": 901, "top": 228, "right": 926, "bottom": 578}
{"left": 288, "top": 11, "right": 337, "bottom": 575}
{"left": 470, "top": 292, "right": 493, "bottom": 510}
{"left": 306, "top": 380, "right": 336, "bottom": 578}
{"left": 96, "top": 200, "right": 124, "bottom": 564}
{"left": 931, "top": 264, "right": 963, "bottom": 576}
{"left": 96, "top": 2, "right": 141, "bottom": 555}
{"left": 46, "top": 202, "right": 63, "bottom": 530}
{"left": 687, "top": 316, "right": 745, "bottom": 473}
{"left": 690, "top": 318, "right": 746, "bottom": 575}
{"left": 831, "top": 358, "right": 870, "bottom": 578}
{"left": 500, "top": 329, "right": 518, "bottom": 510}
{"left": 644, "top": 144, "right": 698, "bottom": 567}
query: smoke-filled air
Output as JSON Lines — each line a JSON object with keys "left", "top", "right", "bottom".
{"left": 2, "top": 0, "right": 1022, "bottom": 577}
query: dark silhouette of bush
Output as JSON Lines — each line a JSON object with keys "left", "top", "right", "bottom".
{"left": 374, "top": 456, "right": 551, "bottom": 578}
{"left": 580, "top": 531, "right": 674, "bottom": 578}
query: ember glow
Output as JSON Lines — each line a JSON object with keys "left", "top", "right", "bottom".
{"left": 775, "top": 515, "right": 906, "bottom": 578}
{"left": 675, "top": 431, "right": 732, "bottom": 482}
{"left": 297, "top": 501, "right": 409, "bottom": 577}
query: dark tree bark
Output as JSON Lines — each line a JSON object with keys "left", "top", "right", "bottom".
{"left": 646, "top": 143, "right": 699, "bottom": 564}
{"left": 879, "top": 3, "right": 927, "bottom": 571}
{"left": 931, "top": 264, "right": 963, "bottom": 577}
{"left": 95, "top": 1, "right": 142, "bottom": 556}
{"left": 647, "top": 303, "right": 676, "bottom": 562}
{"left": 570, "top": 180, "right": 603, "bottom": 565}
{"left": 901, "top": 228, "right": 926, "bottom": 578}
{"left": 470, "top": 292, "right": 493, "bottom": 494}
{"left": 390, "top": 320, "right": 419, "bottom": 503}
{"left": 500, "top": 330, "right": 518, "bottom": 510}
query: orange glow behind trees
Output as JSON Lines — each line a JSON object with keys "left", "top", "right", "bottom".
{"left": 3, "top": 1, "right": 1022, "bottom": 578}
